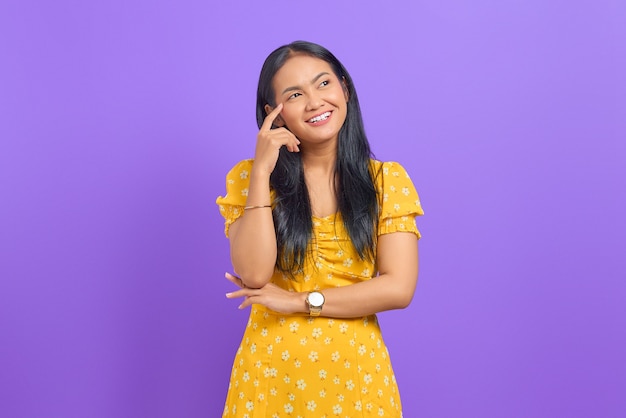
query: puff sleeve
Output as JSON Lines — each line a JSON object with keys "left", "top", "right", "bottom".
{"left": 215, "top": 159, "right": 255, "bottom": 237}
{"left": 376, "top": 161, "right": 424, "bottom": 238}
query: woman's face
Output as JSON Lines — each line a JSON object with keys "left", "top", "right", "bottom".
{"left": 267, "top": 54, "right": 349, "bottom": 146}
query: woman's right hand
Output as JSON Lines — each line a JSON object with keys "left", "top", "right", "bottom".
{"left": 253, "top": 103, "right": 300, "bottom": 176}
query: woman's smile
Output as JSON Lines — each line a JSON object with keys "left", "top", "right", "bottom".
{"left": 307, "top": 110, "right": 333, "bottom": 125}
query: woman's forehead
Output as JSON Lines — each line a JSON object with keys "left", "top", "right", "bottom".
{"left": 273, "top": 55, "right": 335, "bottom": 87}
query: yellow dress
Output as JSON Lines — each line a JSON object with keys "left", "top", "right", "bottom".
{"left": 216, "top": 159, "right": 423, "bottom": 417}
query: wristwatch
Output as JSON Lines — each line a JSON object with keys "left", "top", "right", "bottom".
{"left": 306, "top": 291, "right": 325, "bottom": 317}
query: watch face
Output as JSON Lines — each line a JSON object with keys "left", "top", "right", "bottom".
{"left": 308, "top": 292, "right": 324, "bottom": 307}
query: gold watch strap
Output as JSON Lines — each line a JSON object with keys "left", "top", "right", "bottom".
{"left": 309, "top": 305, "right": 322, "bottom": 317}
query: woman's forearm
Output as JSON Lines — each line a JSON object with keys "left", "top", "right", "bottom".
{"left": 307, "top": 272, "right": 417, "bottom": 318}
{"left": 227, "top": 272, "right": 417, "bottom": 318}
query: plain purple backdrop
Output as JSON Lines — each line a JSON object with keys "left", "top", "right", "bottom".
{"left": 1, "top": 1, "right": 625, "bottom": 417}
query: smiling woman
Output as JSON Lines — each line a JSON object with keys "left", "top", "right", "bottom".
{"left": 266, "top": 55, "right": 349, "bottom": 147}
{"left": 216, "top": 41, "right": 424, "bottom": 417}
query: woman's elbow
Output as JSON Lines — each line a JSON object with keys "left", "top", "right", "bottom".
{"left": 393, "top": 279, "right": 417, "bottom": 309}
{"left": 235, "top": 267, "right": 274, "bottom": 288}
{"left": 394, "top": 292, "right": 414, "bottom": 309}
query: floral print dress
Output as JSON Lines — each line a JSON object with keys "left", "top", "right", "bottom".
{"left": 216, "top": 159, "right": 423, "bottom": 417}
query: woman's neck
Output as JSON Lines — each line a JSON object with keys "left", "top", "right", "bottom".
{"left": 301, "top": 143, "right": 337, "bottom": 176}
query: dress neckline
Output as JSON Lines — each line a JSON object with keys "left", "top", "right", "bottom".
{"left": 312, "top": 212, "right": 340, "bottom": 221}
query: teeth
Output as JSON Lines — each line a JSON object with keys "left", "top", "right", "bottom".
{"left": 308, "top": 112, "right": 331, "bottom": 123}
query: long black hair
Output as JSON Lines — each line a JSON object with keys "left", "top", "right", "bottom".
{"left": 256, "top": 41, "right": 379, "bottom": 274}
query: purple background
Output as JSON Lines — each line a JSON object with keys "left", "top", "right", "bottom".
{"left": 1, "top": 1, "right": 625, "bottom": 417}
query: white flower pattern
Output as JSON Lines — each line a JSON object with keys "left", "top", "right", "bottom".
{"left": 216, "top": 159, "right": 423, "bottom": 416}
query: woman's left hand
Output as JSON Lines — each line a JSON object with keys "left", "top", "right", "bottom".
{"left": 225, "top": 272, "right": 306, "bottom": 314}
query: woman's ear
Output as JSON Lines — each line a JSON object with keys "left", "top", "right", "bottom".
{"left": 264, "top": 104, "right": 285, "bottom": 127}
{"left": 342, "top": 77, "right": 350, "bottom": 102}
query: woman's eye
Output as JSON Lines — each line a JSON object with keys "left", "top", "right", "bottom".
{"left": 320, "top": 80, "right": 329, "bottom": 87}
{"left": 288, "top": 92, "right": 301, "bottom": 100}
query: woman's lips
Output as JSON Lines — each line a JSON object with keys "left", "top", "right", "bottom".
{"left": 307, "top": 111, "right": 332, "bottom": 124}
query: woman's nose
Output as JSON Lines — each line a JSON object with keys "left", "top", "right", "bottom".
{"left": 306, "top": 92, "right": 323, "bottom": 111}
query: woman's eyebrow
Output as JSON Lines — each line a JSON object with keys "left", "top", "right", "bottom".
{"left": 311, "top": 71, "right": 330, "bottom": 84}
{"left": 281, "top": 72, "right": 330, "bottom": 95}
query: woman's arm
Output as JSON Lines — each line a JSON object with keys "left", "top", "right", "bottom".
{"left": 227, "top": 169, "right": 277, "bottom": 288}
{"left": 228, "top": 104, "right": 300, "bottom": 288}
{"left": 227, "top": 231, "right": 419, "bottom": 317}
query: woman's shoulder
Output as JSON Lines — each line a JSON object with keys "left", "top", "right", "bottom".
{"left": 370, "top": 158, "right": 409, "bottom": 168}
{"left": 369, "top": 159, "right": 413, "bottom": 183}
{"left": 370, "top": 159, "right": 424, "bottom": 222}
{"left": 228, "top": 158, "right": 255, "bottom": 171}
{"left": 224, "top": 159, "right": 255, "bottom": 179}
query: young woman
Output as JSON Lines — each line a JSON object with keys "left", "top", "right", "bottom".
{"left": 216, "top": 41, "right": 423, "bottom": 417}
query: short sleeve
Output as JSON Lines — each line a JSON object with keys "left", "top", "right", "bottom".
{"left": 376, "top": 161, "right": 424, "bottom": 239}
{"left": 215, "top": 159, "right": 254, "bottom": 237}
